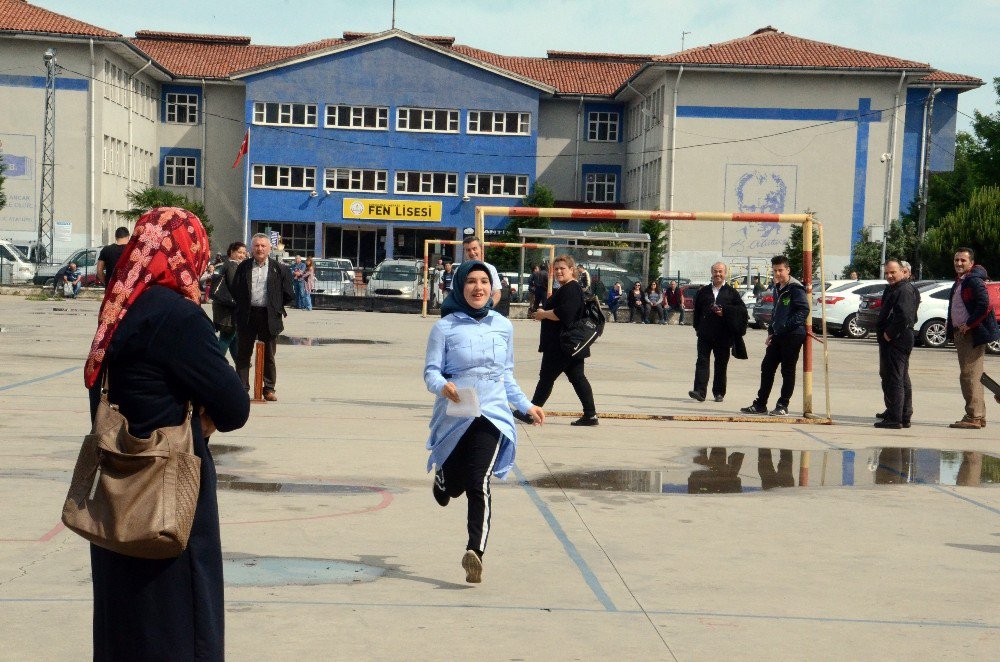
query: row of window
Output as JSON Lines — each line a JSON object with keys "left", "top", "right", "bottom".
{"left": 251, "top": 102, "right": 532, "bottom": 136}
{"left": 624, "top": 158, "right": 662, "bottom": 204}
{"left": 626, "top": 85, "right": 665, "bottom": 141}
{"left": 584, "top": 172, "right": 618, "bottom": 203}
{"left": 101, "top": 136, "right": 154, "bottom": 182}
{"left": 250, "top": 165, "right": 530, "bottom": 197}
{"left": 103, "top": 61, "right": 156, "bottom": 121}
{"left": 164, "top": 156, "right": 198, "bottom": 186}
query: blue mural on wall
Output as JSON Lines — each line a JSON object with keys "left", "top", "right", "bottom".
{"left": 723, "top": 164, "right": 797, "bottom": 258}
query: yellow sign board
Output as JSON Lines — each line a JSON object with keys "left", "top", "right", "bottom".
{"left": 342, "top": 198, "right": 442, "bottom": 222}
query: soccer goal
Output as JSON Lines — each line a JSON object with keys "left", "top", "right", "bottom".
{"left": 470, "top": 205, "right": 831, "bottom": 422}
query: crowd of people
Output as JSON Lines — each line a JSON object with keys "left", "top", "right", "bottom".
{"left": 73, "top": 207, "right": 999, "bottom": 659}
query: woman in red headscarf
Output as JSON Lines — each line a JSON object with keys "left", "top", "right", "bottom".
{"left": 85, "top": 207, "right": 249, "bottom": 661}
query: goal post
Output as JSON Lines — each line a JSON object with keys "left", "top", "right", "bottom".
{"left": 472, "top": 205, "right": 830, "bottom": 420}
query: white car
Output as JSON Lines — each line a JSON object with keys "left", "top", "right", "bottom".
{"left": 367, "top": 259, "right": 424, "bottom": 299}
{"left": 812, "top": 280, "right": 887, "bottom": 339}
{"left": 0, "top": 240, "right": 36, "bottom": 284}
{"left": 911, "top": 282, "right": 954, "bottom": 349}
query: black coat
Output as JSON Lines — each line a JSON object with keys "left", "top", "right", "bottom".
{"left": 232, "top": 257, "right": 294, "bottom": 337}
{"left": 87, "top": 286, "right": 250, "bottom": 661}
{"left": 693, "top": 283, "right": 749, "bottom": 359}
{"left": 210, "top": 258, "right": 240, "bottom": 331}
{"left": 539, "top": 279, "right": 589, "bottom": 359}
{"left": 946, "top": 265, "right": 1000, "bottom": 347}
{"left": 768, "top": 277, "right": 809, "bottom": 338}
{"left": 877, "top": 281, "right": 920, "bottom": 340}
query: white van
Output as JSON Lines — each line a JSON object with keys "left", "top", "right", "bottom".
{"left": 0, "top": 240, "right": 36, "bottom": 285}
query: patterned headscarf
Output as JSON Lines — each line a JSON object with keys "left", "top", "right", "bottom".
{"left": 84, "top": 207, "right": 210, "bottom": 387}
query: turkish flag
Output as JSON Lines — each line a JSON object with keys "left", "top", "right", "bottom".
{"left": 231, "top": 129, "right": 249, "bottom": 168}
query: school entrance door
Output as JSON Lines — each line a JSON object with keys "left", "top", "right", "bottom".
{"left": 326, "top": 226, "right": 386, "bottom": 270}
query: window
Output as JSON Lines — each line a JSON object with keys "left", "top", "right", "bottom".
{"left": 164, "top": 155, "right": 197, "bottom": 186}
{"left": 252, "top": 221, "right": 314, "bottom": 255}
{"left": 396, "top": 107, "right": 459, "bottom": 133}
{"left": 585, "top": 172, "right": 617, "bottom": 203}
{"left": 253, "top": 102, "right": 318, "bottom": 127}
{"left": 166, "top": 93, "right": 198, "bottom": 124}
{"left": 394, "top": 171, "right": 458, "bottom": 195}
{"left": 325, "top": 105, "right": 388, "bottom": 130}
{"left": 324, "top": 168, "right": 387, "bottom": 193}
{"left": 588, "top": 111, "right": 619, "bottom": 141}
{"left": 467, "top": 111, "right": 530, "bottom": 135}
{"left": 252, "top": 165, "right": 316, "bottom": 190}
{"left": 465, "top": 174, "right": 528, "bottom": 197}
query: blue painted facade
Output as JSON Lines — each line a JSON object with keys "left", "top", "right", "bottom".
{"left": 583, "top": 102, "right": 624, "bottom": 142}
{"left": 898, "top": 88, "right": 960, "bottom": 216}
{"left": 0, "top": 74, "right": 88, "bottom": 92}
{"left": 240, "top": 37, "right": 541, "bottom": 254}
{"left": 158, "top": 147, "right": 202, "bottom": 187}
{"left": 581, "top": 163, "right": 622, "bottom": 202}
{"left": 160, "top": 84, "right": 202, "bottom": 123}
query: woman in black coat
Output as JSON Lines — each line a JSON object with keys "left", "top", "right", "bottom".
{"left": 527, "top": 255, "right": 598, "bottom": 426}
{"left": 83, "top": 207, "right": 250, "bottom": 661}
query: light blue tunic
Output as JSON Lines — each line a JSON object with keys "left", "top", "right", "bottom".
{"left": 424, "top": 311, "right": 534, "bottom": 479}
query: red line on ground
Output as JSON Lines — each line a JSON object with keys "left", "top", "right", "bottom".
{"left": 38, "top": 522, "right": 65, "bottom": 542}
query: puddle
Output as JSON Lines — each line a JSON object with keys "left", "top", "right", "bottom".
{"left": 526, "top": 447, "right": 1000, "bottom": 495}
{"left": 223, "top": 554, "right": 385, "bottom": 586}
{"left": 210, "top": 444, "right": 249, "bottom": 458}
{"left": 275, "top": 336, "right": 389, "bottom": 346}
{"left": 216, "top": 474, "right": 383, "bottom": 495}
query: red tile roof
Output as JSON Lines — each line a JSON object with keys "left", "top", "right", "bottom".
{"left": 342, "top": 30, "right": 455, "bottom": 47}
{"left": 0, "top": 0, "right": 118, "bottom": 38}
{"left": 918, "top": 70, "right": 983, "bottom": 86}
{"left": 655, "top": 26, "right": 932, "bottom": 70}
{"left": 546, "top": 50, "right": 654, "bottom": 63}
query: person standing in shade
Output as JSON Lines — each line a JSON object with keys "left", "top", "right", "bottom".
{"left": 211, "top": 240, "right": 246, "bottom": 362}
{"left": 526, "top": 254, "right": 598, "bottom": 426}
{"left": 665, "top": 280, "right": 685, "bottom": 324}
{"left": 606, "top": 282, "right": 624, "bottom": 321}
{"left": 96, "top": 226, "right": 130, "bottom": 287}
{"left": 440, "top": 261, "right": 455, "bottom": 300}
{"left": 232, "top": 233, "right": 294, "bottom": 402}
{"left": 690, "top": 262, "right": 747, "bottom": 403}
{"left": 462, "top": 235, "right": 502, "bottom": 307}
{"left": 741, "top": 255, "right": 809, "bottom": 416}
{"left": 301, "top": 257, "right": 315, "bottom": 311}
{"left": 290, "top": 255, "right": 306, "bottom": 309}
{"left": 874, "top": 259, "right": 920, "bottom": 429}
{"left": 424, "top": 261, "right": 544, "bottom": 583}
{"left": 946, "top": 247, "right": 1000, "bottom": 429}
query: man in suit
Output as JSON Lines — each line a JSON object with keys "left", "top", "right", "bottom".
{"left": 690, "top": 262, "right": 747, "bottom": 402}
{"left": 232, "top": 233, "right": 294, "bottom": 401}
{"left": 875, "top": 260, "right": 920, "bottom": 429}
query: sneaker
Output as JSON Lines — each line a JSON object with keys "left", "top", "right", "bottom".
{"left": 432, "top": 471, "right": 450, "bottom": 507}
{"left": 570, "top": 415, "right": 599, "bottom": 426}
{"left": 949, "top": 418, "right": 983, "bottom": 429}
{"left": 874, "top": 420, "right": 902, "bottom": 429}
{"left": 512, "top": 409, "right": 534, "bottom": 424}
{"left": 688, "top": 390, "right": 706, "bottom": 402}
{"left": 462, "top": 549, "right": 483, "bottom": 583}
{"left": 740, "top": 403, "right": 767, "bottom": 415}
{"left": 769, "top": 405, "right": 789, "bottom": 417}
{"left": 713, "top": 395, "right": 724, "bottom": 403}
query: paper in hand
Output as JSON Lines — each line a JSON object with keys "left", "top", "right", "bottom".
{"left": 446, "top": 386, "right": 481, "bottom": 418}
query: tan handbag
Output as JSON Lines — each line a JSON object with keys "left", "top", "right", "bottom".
{"left": 61, "top": 371, "right": 201, "bottom": 559}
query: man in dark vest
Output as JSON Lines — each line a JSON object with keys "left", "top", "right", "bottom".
{"left": 232, "top": 233, "right": 294, "bottom": 401}
{"left": 690, "top": 262, "right": 747, "bottom": 402}
{"left": 874, "top": 259, "right": 920, "bottom": 429}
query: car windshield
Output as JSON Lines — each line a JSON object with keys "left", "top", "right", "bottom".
{"left": 374, "top": 265, "right": 417, "bottom": 280}
{"left": 827, "top": 282, "right": 862, "bottom": 293}
{"left": 7, "top": 244, "right": 29, "bottom": 261}
{"left": 315, "top": 268, "right": 347, "bottom": 281}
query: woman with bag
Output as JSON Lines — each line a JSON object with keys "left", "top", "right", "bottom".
{"left": 527, "top": 254, "right": 599, "bottom": 426}
{"left": 81, "top": 207, "right": 250, "bottom": 661}
{"left": 424, "top": 261, "right": 544, "bottom": 583}
{"left": 211, "top": 240, "right": 245, "bottom": 361}
{"left": 302, "top": 256, "right": 315, "bottom": 311}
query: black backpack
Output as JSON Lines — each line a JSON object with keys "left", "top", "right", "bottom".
{"left": 560, "top": 295, "right": 605, "bottom": 357}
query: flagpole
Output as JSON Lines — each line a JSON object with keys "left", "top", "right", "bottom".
{"left": 243, "top": 124, "right": 251, "bottom": 243}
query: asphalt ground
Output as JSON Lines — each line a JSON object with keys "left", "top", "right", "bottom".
{"left": 1, "top": 295, "right": 998, "bottom": 661}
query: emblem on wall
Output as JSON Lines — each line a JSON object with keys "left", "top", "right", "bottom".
{"left": 722, "top": 164, "right": 798, "bottom": 258}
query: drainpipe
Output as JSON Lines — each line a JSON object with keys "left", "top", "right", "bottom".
{"left": 128, "top": 59, "right": 153, "bottom": 212}
{"left": 88, "top": 39, "right": 95, "bottom": 250}
{"left": 574, "top": 95, "right": 583, "bottom": 201}
{"left": 878, "top": 70, "right": 906, "bottom": 277}
{"left": 667, "top": 66, "right": 683, "bottom": 275}
{"left": 201, "top": 79, "right": 207, "bottom": 205}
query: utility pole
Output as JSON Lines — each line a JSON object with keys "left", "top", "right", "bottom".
{"left": 391, "top": 0, "right": 396, "bottom": 29}
{"left": 36, "top": 49, "right": 57, "bottom": 265}
{"left": 915, "top": 87, "right": 940, "bottom": 279}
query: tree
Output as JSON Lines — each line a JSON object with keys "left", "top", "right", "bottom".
{"left": 123, "top": 187, "right": 214, "bottom": 238}
{"left": 641, "top": 218, "right": 667, "bottom": 279}
{"left": 921, "top": 185, "right": 1000, "bottom": 278}
{"left": 489, "top": 183, "right": 554, "bottom": 271}
{"left": 966, "top": 77, "right": 1000, "bottom": 189}
{"left": 0, "top": 151, "right": 7, "bottom": 212}
{"left": 841, "top": 213, "right": 918, "bottom": 278}
{"left": 782, "top": 223, "right": 822, "bottom": 280}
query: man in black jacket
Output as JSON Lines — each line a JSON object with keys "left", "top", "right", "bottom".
{"left": 232, "top": 233, "right": 294, "bottom": 401}
{"left": 946, "top": 247, "right": 1000, "bottom": 428}
{"left": 690, "top": 262, "right": 747, "bottom": 402}
{"left": 875, "top": 260, "right": 920, "bottom": 429}
{"left": 741, "top": 255, "right": 809, "bottom": 416}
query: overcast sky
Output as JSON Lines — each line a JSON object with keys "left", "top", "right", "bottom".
{"left": 43, "top": 0, "right": 998, "bottom": 132}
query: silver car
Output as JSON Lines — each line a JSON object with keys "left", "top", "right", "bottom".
{"left": 366, "top": 259, "right": 424, "bottom": 299}
{"left": 312, "top": 267, "right": 356, "bottom": 296}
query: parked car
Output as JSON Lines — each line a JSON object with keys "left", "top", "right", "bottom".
{"left": 680, "top": 283, "right": 704, "bottom": 318}
{"left": 0, "top": 240, "right": 36, "bottom": 285}
{"left": 859, "top": 280, "right": 1000, "bottom": 354}
{"left": 752, "top": 290, "right": 775, "bottom": 329}
{"left": 366, "top": 258, "right": 424, "bottom": 298}
{"left": 33, "top": 247, "right": 100, "bottom": 288}
{"left": 311, "top": 266, "right": 356, "bottom": 296}
{"left": 811, "top": 279, "right": 886, "bottom": 338}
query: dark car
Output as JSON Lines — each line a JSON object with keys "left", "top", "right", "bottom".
{"left": 752, "top": 290, "right": 775, "bottom": 329}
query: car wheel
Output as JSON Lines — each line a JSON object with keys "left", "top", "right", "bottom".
{"left": 844, "top": 314, "right": 869, "bottom": 339}
{"left": 987, "top": 339, "right": 1000, "bottom": 355}
{"left": 920, "top": 319, "right": 948, "bottom": 348}
{"left": 44, "top": 277, "right": 54, "bottom": 287}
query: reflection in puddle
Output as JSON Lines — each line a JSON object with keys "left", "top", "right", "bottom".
{"left": 527, "top": 447, "right": 1000, "bottom": 495}
{"left": 216, "top": 474, "right": 382, "bottom": 495}
{"left": 275, "top": 336, "right": 389, "bottom": 346}
{"left": 210, "top": 444, "right": 249, "bottom": 458}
